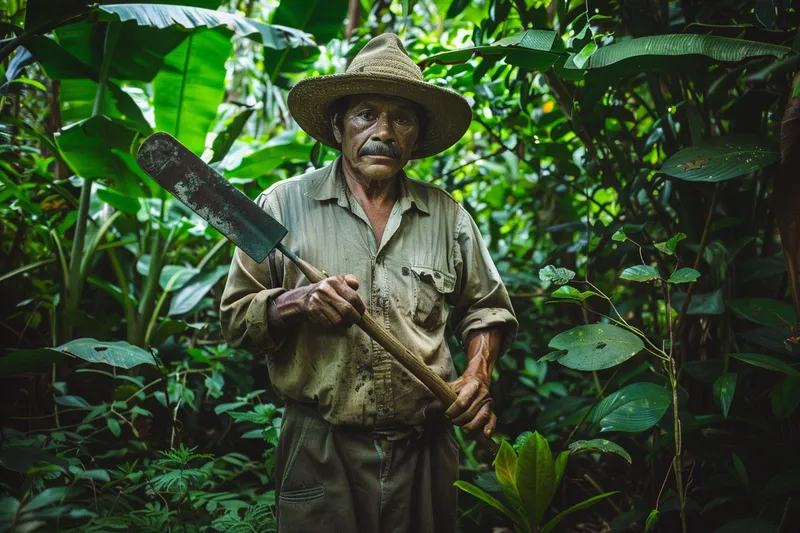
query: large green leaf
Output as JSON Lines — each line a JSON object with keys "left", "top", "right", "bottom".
{"left": 453, "top": 481, "right": 521, "bottom": 525}
{"left": 516, "top": 431, "right": 554, "bottom": 525}
{"left": 58, "top": 78, "right": 152, "bottom": 133}
{"left": 547, "top": 324, "right": 644, "bottom": 371}
{"left": 592, "top": 382, "right": 671, "bottom": 433}
{"left": 659, "top": 136, "right": 779, "bottom": 183}
{"left": 50, "top": 338, "right": 155, "bottom": 369}
{"left": 771, "top": 376, "right": 800, "bottom": 420}
{"left": 53, "top": 21, "right": 188, "bottom": 83}
{"left": 223, "top": 140, "right": 311, "bottom": 179}
{"left": 686, "top": 289, "right": 726, "bottom": 315}
{"left": 153, "top": 29, "right": 232, "bottom": 155}
{"left": 494, "top": 440, "right": 523, "bottom": 513}
{"left": 268, "top": 0, "right": 348, "bottom": 43}
{"left": 572, "top": 34, "right": 789, "bottom": 71}
{"left": 419, "top": 30, "right": 561, "bottom": 71}
{"left": 0, "top": 349, "right": 65, "bottom": 378}
{"left": 55, "top": 115, "right": 139, "bottom": 183}
{"left": 209, "top": 106, "right": 256, "bottom": 164}
{"left": 262, "top": 0, "right": 347, "bottom": 80}
{"left": 729, "top": 353, "right": 800, "bottom": 376}
{"left": 730, "top": 298, "right": 797, "bottom": 328}
{"left": 541, "top": 492, "right": 618, "bottom": 533}
{"left": 169, "top": 265, "right": 229, "bottom": 315}
{"left": 99, "top": 4, "right": 315, "bottom": 49}
{"left": 24, "top": 0, "right": 222, "bottom": 31}
{"left": 568, "top": 439, "right": 632, "bottom": 464}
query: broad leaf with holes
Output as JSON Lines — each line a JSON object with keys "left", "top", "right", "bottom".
{"left": 539, "top": 265, "right": 575, "bottom": 285}
{"left": 659, "top": 135, "right": 779, "bottom": 183}
{"left": 592, "top": 382, "right": 671, "bottom": 432}
{"left": 730, "top": 298, "right": 797, "bottom": 328}
{"left": 548, "top": 324, "right": 644, "bottom": 371}
{"left": 51, "top": 338, "right": 155, "bottom": 369}
{"left": 568, "top": 439, "right": 632, "bottom": 464}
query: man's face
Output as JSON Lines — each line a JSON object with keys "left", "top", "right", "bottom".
{"left": 332, "top": 94, "right": 422, "bottom": 182}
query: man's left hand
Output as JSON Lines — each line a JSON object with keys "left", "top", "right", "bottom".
{"left": 446, "top": 372, "right": 497, "bottom": 437}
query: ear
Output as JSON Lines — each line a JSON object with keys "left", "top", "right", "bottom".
{"left": 331, "top": 112, "right": 343, "bottom": 144}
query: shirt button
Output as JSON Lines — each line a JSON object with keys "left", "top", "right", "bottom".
{"left": 402, "top": 267, "right": 410, "bottom": 276}
{"left": 434, "top": 272, "right": 441, "bottom": 279}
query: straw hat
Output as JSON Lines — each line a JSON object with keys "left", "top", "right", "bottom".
{"left": 287, "top": 33, "right": 472, "bottom": 159}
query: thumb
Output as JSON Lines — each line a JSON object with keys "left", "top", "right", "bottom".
{"left": 344, "top": 274, "right": 359, "bottom": 290}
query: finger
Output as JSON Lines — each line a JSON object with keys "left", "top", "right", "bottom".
{"left": 311, "top": 301, "right": 344, "bottom": 327}
{"left": 321, "top": 279, "right": 365, "bottom": 318}
{"left": 452, "top": 396, "right": 489, "bottom": 426}
{"left": 307, "top": 305, "right": 334, "bottom": 327}
{"left": 484, "top": 412, "right": 498, "bottom": 437}
{"left": 343, "top": 274, "right": 359, "bottom": 290}
{"left": 446, "top": 380, "right": 480, "bottom": 419}
{"left": 331, "top": 281, "right": 366, "bottom": 316}
{"left": 462, "top": 402, "right": 492, "bottom": 433}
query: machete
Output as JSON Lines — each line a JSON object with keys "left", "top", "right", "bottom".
{"left": 136, "top": 132, "right": 498, "bottom": 455}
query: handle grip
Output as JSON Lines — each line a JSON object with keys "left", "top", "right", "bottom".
{"left": 291, "top": 253, "right": 499, "bottom": 456}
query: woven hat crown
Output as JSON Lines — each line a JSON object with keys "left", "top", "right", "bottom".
{"left": 345, "top": 34, "right": 424, "bottom": 82}
{"left": 287, "top": 33, "right": 472, "bottom": 159}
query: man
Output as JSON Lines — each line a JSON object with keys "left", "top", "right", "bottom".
{"left": 220, "top": 33, "right": 517, "bottom": 533}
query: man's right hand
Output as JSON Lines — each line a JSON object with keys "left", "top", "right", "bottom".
{"left": 302, "top": 274, "right": 366, "bottom": 328}
{"left": 269, "top": 274, "right": 366, "bottom": 329}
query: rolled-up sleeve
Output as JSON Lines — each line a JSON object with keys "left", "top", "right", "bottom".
{"left": 219, "top": 195, "right": 287, "bottom": 353}
{"left": 448, "top": 207, "right": 518, "bottom": 354}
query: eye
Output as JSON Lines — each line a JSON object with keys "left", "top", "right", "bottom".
{"left": 358, "top": 110, "right": 374, "bottom": 120}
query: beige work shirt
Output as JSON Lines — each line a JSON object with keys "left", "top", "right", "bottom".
{"left": 220, "top": 158, "right": 517, "bottom": 429}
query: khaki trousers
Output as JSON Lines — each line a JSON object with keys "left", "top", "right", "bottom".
{"left": 275, "top": 403, "right": 460, "bottom": 533}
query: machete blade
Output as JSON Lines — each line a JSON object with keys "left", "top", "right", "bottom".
{"left": 136, "top": 132, "right": 287, "bottom": 263}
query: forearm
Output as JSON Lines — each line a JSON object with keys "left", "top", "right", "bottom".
{"left": 463, "top": 326, "right": 506, "bottom": 383}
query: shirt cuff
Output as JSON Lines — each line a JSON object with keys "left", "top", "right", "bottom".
{"left": 457, "top": 308, "right": 519, "bottom": 355}
{"left": 245, "top": 287, "right": 288, "bottom": 353}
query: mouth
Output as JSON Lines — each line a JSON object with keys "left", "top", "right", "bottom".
{"left": 364, "top": 154, "right": 398, "bottom": 162}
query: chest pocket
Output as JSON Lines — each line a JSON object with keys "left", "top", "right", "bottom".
{"left": 411, "top": 266, "right": 455, "bottom": 331}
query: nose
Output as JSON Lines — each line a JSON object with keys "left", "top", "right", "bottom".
{"left": 371, "top": 112, "right": 395, "bottom": 144}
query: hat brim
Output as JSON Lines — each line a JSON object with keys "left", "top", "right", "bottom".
{"left": 287, "top": 73, "right": 472, "bottom": 159}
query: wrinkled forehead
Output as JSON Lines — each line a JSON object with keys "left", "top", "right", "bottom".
{"left": 341, "top": 93, "right": 424, "bottom": 117}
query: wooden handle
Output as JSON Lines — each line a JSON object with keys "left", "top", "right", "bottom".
{"left": 292, "top": 255, "right": 498, "bottom": 456}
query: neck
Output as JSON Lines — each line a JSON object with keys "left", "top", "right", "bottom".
{"left": 340, "top": 159, "right": 400, "bottom": 207}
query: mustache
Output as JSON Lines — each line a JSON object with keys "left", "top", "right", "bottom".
{"left": 359, "top": 140, "right": 401, "bottom": 159}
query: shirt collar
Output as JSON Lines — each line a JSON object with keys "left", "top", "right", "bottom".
{"left": 308, "top": 156, "right": 430, "bottom": 215}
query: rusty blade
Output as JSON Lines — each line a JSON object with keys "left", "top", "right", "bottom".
{"left": 136, "top": 132, "right": 287, "bottom": 263}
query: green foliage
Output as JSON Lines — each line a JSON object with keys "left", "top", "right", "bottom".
{"left": 4, "top": 0, "right": 800, "bottom": 531}
{"left": 547, "top": 324, "right": 644, "bottom": 371}
{"left": 456, "top": 433, "right": 616, "bottom": 533}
